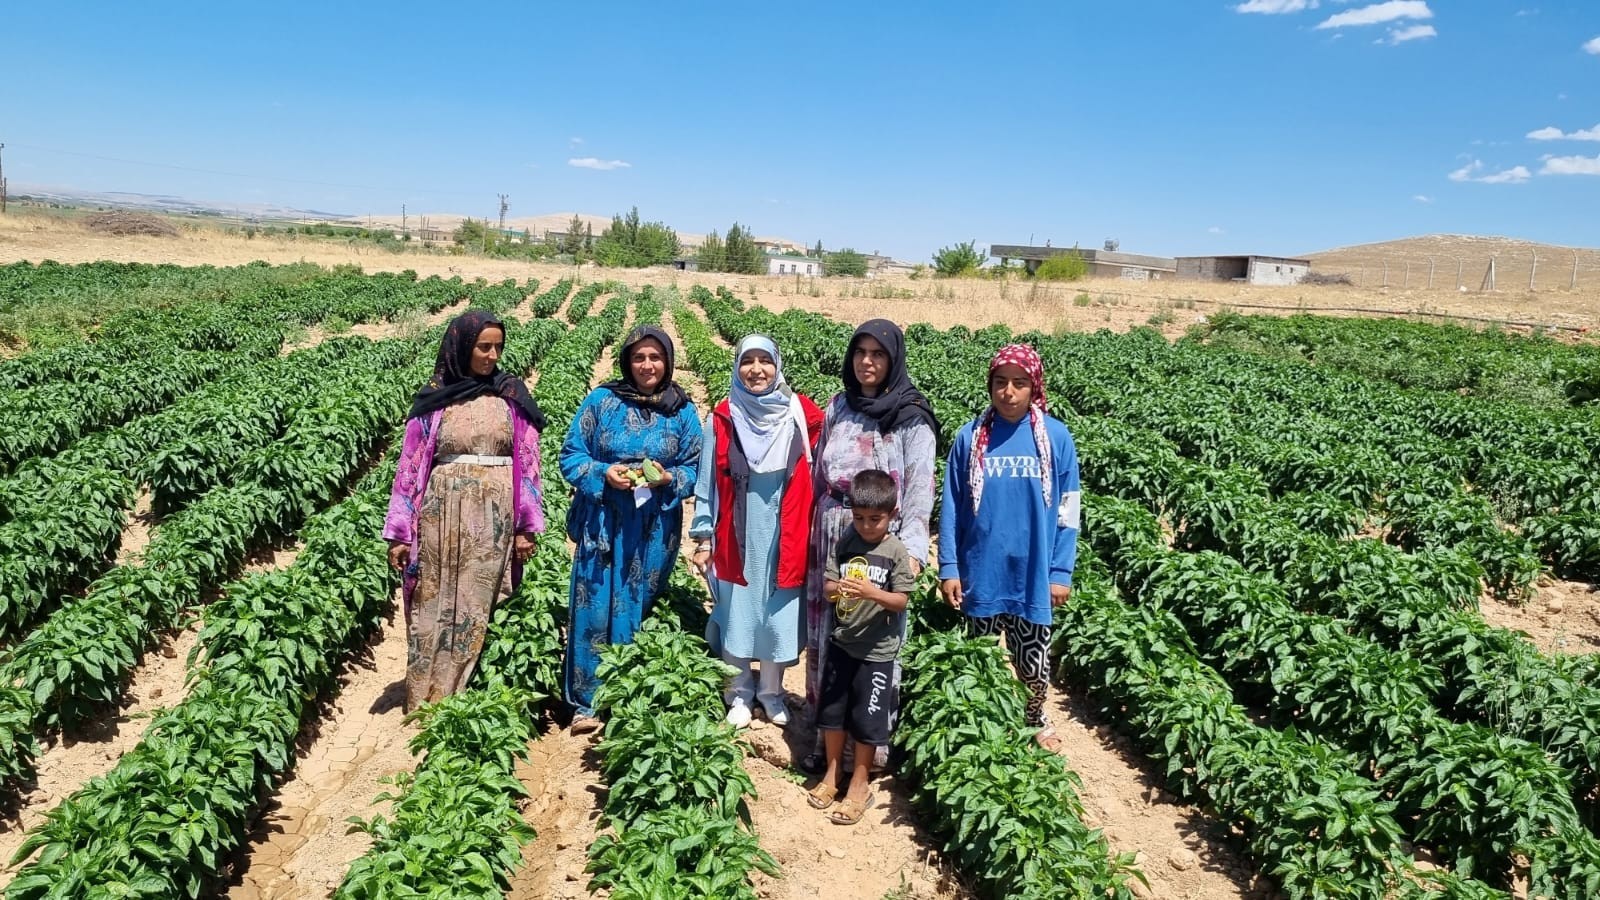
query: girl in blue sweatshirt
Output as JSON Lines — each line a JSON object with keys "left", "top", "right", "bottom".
{"left": 938, "top": 343, "right": 1080, "bottom": 751}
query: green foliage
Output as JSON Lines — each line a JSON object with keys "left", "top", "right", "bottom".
{"left": 823, "top": 247, "right": 868, "bottom": 277}
{"left": 696, "top": 229, "right": 726, "bottom": 273}
{"left": 709, "top": 222, "right": 766, "bottom": 275}
{"left": 594, "top": 206, "right": 680, "bottom": 268}
{"left": 933, "top": 240, "right": 984, "bottom": 276}
{"left": 1035, "top": 252, "right": 1088, "bottom": 281}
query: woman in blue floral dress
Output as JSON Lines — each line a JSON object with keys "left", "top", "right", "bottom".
{"left": 560, "top": 325, "right": 702, "bottom": 732}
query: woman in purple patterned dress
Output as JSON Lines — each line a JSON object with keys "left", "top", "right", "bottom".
{"left": 383, "top": 310, "right": 546, "bottom": 712}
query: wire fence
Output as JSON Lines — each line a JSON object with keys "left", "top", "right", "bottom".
{"left": 1314, "top": 249, "right": 1600, "bottom": 293}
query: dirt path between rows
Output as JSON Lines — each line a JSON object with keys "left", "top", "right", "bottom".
{"left": 0, "top": 622, "right": 201, "bottom": 879}
{"left": 219, "top": 609, "right": 410, "bottom": 899}
{"left": 1043, "top": 690, "right": 1261, "bottom": 899}
{"left": 1478, "top": 579, "right": 1600, "bottom": 655}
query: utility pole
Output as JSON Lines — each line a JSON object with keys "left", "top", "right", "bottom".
{"left": 1, "top": 143, "right": 8, "bottom": 214}
{"left": 498, "top": 194, "right": 509, "bottom": 232}
{"left": 1529, "top": 250, "right": 1538, "bottom": 292}
{"left": 401, "top": 203, "right": 407, "bottom": 237}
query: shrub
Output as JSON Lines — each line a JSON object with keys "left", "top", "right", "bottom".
{"left": 1036, "top": 252, "right": 1089, "bottom": 282}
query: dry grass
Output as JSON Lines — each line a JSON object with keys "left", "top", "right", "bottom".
{"left": 2, "top": 209, "right": 1596, "bottom": 338}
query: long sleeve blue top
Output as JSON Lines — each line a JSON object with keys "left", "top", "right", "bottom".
{"left": 937, "top": 413, "right": 1081, "bottom": 626}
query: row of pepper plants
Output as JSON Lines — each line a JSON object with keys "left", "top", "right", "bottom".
{"left": 0, "top": 261, "right": 471, "bottom": 361}
{"left": 1054, "top": 329, "right": 1598, "bottom": 583}
{"left": 0, "top": 339, "right": 376, "bottom": 640}
{"left": 1064, "top": 406, "right": 1600, "bottom": 830}
{"left": 0, "top": 267, "right": 516, "bottom": 470}
{"left": 1191, "top": 310, "right": 1600, "bottom": 407}
{"left": 1, "top": 309, "right": 562, "bottom": 897}
{"left": 332, "top": 293, "right": 631, "bottom": 896}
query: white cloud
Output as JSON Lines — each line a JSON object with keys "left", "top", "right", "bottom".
{"left": 1317, "top": 1, "right": 1432, "bottom": 29}
{"left": 1413, "top": 194, "right": 1434, "bottom": 203}
{"left": 1235, "top": 0, "right": 1317, "bottom": 13}
{"left": 1528, "top": 124, "right": 1600, "bottom": 141}
{"left": 569, "top": 137, "right": 584, "bottom": 147}
{"left": 1386, "top": 24, "right": 1436, "bottom": 43}
{"left": 1448, "top": 160, "right": 1531, "bottom": 184}
{"left": 1207, "top": 226, "right": 1226, "bottom": 234}
{"left": 1541, "top": 154, "right": 1600, "bottom": 175}
{"left": 1585, "top": 36, "right": 1600, "bottom": 55}
{"left": 568, "top": 158, "right": 632, "bottom": 171}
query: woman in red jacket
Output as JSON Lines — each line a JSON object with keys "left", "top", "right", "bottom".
{"left": 690, "top": 335, "right": 824, "bottom": 728}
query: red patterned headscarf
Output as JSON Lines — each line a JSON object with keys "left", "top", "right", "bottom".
{"left": 969, "top": 344, "right": 1051, "bottom": 513}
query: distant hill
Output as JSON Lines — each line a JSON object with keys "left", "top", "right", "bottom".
{"left": 13, "top": 184, "right": 348, "bottom": 221}
{"left": 1306, "top": 235, "right": 1600, "bottom": 291}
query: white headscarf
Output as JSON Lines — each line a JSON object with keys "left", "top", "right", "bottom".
{"left": 729, "top": 334, "right": 810, "bottom": 473}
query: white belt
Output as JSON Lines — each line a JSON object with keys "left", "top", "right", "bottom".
{"left": 436, "top": 454, "right": 512, "bottom": 466}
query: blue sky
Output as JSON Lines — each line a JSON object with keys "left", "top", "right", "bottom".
{"left": 2, "top": 1, "right": 1597, "bottom": 260}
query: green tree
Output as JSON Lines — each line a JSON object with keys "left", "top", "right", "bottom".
{"left": 453, "top": 217, "right": 499, "bottom": 251}
{"left": 697, "top": 229, "right": 726, "bottom": 272}
{"left": 561, "top": 214, "right": 586, "bottom": 255}
{"left": 594, "top": 206, "right": 681, "bottom": 268}
{"left": 823, "top": 248, "right": 868, "bottom": 277}
{"left": 812, "top": 239, "right": 824, "bottom": 259}
{"left": 933, "top": 240, "right": 985, "bottom": 276}
{"left": 721, "top": 222, "right": 765, "bottom": 275}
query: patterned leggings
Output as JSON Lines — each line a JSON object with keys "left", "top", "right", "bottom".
{"left": 967, "top": 614, "right": 1052, "bottom": 728}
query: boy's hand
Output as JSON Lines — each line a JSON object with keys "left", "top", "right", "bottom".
{"left": 1050, "top": 584, "right": 1072, "bottom": 607}
{"left": 940, "top": 578, "right": 963, "bottom": 609}
{"left": 841, "top": 576, "right": 875, "bottom": 602}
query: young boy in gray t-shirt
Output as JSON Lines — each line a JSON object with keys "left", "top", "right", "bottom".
{"left": 806, "top": 469, "right": 916, "bottom": 826}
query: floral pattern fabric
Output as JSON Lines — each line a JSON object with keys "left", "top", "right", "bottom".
{"left": 559, "top": 388, "right": 703, "bottom": 715}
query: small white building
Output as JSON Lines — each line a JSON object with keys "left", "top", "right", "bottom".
{"left": 1176, "top": 255, "right": 1311, "bottom": 286}
{"left": 767, "top": 254, "right": 820, "bottom": 276}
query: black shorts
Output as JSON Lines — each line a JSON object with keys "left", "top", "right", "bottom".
{"left": 817, "top": 644, "right": 898, "bottom": 746}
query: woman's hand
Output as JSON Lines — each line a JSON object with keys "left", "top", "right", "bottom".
{"left": 514, "top": 533, "right": 536, "bottom": 564}
{"left": 940, "top": 578, "right": 963, "bottom": 609}
{"left": 604, "top": 463, "right": 634, "bottom": 490}
{"left": 691, "top": 546, "right": 711, "bottom": 575}
{"left": 387, "top": 541, "right": 410, "bottom": 573}
{"left": 648, "top": 466, "right": 674, "bottom": 489}
{"left": 1050, "top": 584, "right": 1072, "bottom": 607}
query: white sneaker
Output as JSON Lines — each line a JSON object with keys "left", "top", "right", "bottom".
{"left": 726, "top": 698, "right": 752, "bottom": 728}
{"left": 760, "top": 697, "right": 790, "bottom": 726}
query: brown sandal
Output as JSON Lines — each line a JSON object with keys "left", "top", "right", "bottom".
{"left": 805, "top": 782, "right": 838, "bottom": 810}
{"left": 828, "top": 792, "right": 875, "bottom": 825}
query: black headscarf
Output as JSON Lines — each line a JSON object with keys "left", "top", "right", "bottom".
{"left": 408, "top": 309, "right": 547, "bottom": 430}
{"left": 842, "top": 318, "right": 939, "bottom": 440}
{"left": 601, "top": 324, "right": 690, "bottom": 415}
